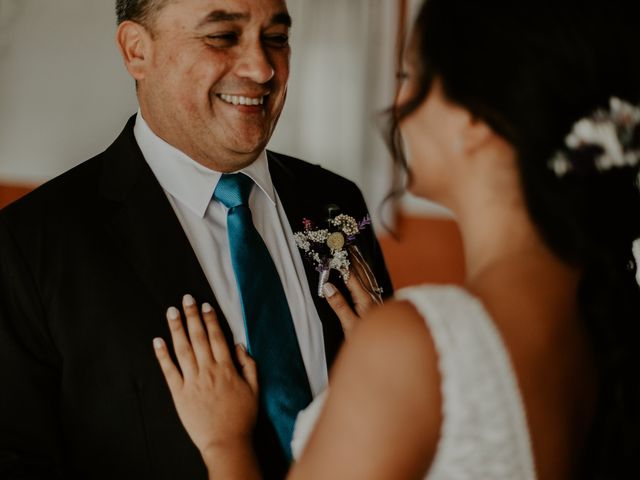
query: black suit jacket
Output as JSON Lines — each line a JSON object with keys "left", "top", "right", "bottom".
{"left": 0, "top": 116, "right": 392, "bottom": 480}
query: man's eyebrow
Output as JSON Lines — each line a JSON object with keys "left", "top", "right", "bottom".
{"left": 196, "top": 10, "right": 291, "bottom": 28}
{"left": 271, "top": 12, "right": 292, "bottom": 28}
{"left": 197, "top": 10, "right": 250, "bottom": 27}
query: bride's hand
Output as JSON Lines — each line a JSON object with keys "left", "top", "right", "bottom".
{"left": 153, "top": 295, "right": 259, "bottom": 460}
{"left": 323, "top": 245, "right": 384, "bottom": 339}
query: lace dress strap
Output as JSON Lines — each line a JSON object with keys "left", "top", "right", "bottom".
{"left": 396, "top": 285, "right": 537, "bottom": 480}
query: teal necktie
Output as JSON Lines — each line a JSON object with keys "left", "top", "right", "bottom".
{"left": 213, "top": 173, "right": 312, "bottom": 461}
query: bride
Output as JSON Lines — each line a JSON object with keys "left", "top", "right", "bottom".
{"left": 150, "top": 0, "right": 640, "bottom": 478}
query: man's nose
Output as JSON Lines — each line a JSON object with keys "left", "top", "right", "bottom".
{"left": 235, "top": 43, "right": 275, "bottom": 84}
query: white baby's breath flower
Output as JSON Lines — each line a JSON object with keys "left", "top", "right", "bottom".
{"left": 329, "top": 250, "right": 349, "bottom": 274}
{"left": 329, "top": 253, "right": 350, "bottom": 280}
{"left": 332, "top": 215, "right": 359, "bottom": 236}
{"left": 307, "top": 229, "right": 329, "bottom": 243}
{"left": 294, "top": 232, "right": 311, "bottom": 251}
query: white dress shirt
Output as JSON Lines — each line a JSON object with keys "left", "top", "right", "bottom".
{"left": 134, "top": 112, "right": 328, "bottom": 396}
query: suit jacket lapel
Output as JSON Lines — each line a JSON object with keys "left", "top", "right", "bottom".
{"left": 98, "top": 117, "right": 223, "bottom": 327}
{"left": 268, "top": 152, "right": 346, "bottom": 370}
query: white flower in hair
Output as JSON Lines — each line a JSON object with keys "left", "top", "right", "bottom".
{"left": 549, "top": 153, "right": 571, "bottom": 177}
{"left": 611, "top": 96, "right": 640, "bottom": 124}
{"left": 549, "top": 97, "right": 640, "bottom": 177}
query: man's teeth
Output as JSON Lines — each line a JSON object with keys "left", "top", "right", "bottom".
{"left": 218, "top": 94, "right": 265, "bottom": 106}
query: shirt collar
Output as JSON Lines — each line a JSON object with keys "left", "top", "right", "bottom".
{"left": 133, "top": 110, "right": 276, "bottom": 218}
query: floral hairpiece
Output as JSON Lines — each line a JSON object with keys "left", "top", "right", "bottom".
{"left": 549, "top": 97, "right": 640, "bottom": 177}
{"left": 294, "top": 213, "right": 372, "bottom": 297}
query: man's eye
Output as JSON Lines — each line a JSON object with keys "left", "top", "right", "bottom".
{"left": 264, "top": 35, "right": 289, "bottom": 47}
{"left": 206, "top": 33, "right": 239, "bottom": 46}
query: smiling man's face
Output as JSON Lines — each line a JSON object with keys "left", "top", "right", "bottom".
{"left": 134, "top": 0, "right": 291, "bottom": 171}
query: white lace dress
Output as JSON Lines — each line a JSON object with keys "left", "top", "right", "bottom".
{"left": 291, "top": 285, "right": 537, "bottom": 479}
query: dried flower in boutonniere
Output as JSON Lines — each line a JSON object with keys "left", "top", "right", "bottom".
{"left": 294, "top": 212, "right": 373, "bottom": 297}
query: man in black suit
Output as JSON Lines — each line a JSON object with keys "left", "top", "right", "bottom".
{"left": 0, "top": 0, "right": 391, "bottom": 479}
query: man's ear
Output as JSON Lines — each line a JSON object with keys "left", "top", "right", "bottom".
{"left": 116, "top": 21, "right": 153, "bottom": 81}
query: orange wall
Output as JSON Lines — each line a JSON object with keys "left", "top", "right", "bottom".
{"left": 379, "top": 214, "right": 465, "bottom": 289}
{"left": 0, "top": 183, "right": 33, "bottom": 209}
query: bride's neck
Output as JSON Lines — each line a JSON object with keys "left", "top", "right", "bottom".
{"left": 451, "top": 178, "right": 571, "bottom": 287}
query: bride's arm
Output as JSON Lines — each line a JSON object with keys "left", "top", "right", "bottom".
{"left": 289, "top": 300, "right": 442, "bottom": 480}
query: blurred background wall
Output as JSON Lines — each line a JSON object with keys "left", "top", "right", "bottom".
{"left": 0, "top": 0, "right": 137, "bottom": 182}
{"left": 0, "top": 0, "right": 464, "bottom": 287}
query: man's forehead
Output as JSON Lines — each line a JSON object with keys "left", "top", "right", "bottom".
{"left": 172, "top": 0, "right": 290, "bottom": 21}
{"left": 196, "top": 8, "right": 291, "bottom": 28}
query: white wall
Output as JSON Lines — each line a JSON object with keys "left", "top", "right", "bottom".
{"left": 270, "top": 0, "right": 399, "bottom": 223}
{"left": 0, "top": 0, "right": 137, "bottom": 183}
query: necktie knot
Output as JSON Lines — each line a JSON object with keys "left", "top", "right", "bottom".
{"left": 213, "top": 173, "right": 254, "bottom": 209}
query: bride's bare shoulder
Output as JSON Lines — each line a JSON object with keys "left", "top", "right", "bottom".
{"left": 356, "top": 299, "right": 431, "bottom": 344}
{"left": 291, "top": 300, "right": 442, "bottom": 479}
{"left": 343, "top": 299, "right": 439, "bottom": 381}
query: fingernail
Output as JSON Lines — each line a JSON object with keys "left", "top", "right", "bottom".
{"left": 167, "top": 307, "right": 180, "bottom": 321}
{"left": 323, "top": 283, "right": 337, "bottom": 298}
{"left": 183, "top": 294, "right": 195, "bottom": 307}
{"left": 202, "top": 302, "right": 213, "bottom": 313}
{"left": 237, "top": 343, "right": 247, "bottom": 352}
{"left": 153, "top": 338, "right": 164, "bottom": 350}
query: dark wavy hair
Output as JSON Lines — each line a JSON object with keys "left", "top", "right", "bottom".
{"left": 389, "top": 0, "right": 640, "bottom": 477}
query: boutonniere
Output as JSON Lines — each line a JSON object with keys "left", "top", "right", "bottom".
{"left": 294, "top": 210, "right": 372, "bottom": 297}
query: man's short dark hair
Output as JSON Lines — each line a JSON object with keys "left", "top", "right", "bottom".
{"left": 116, "top": 0, "right": 170, "bottom": 26}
